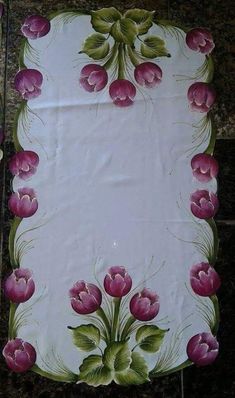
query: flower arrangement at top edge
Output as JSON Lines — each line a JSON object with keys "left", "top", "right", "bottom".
{"left": 79, "top": 8, "right": 171, "bottom": 107}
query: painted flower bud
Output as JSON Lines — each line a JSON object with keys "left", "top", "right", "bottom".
{"left": 190, "top": 262, "right": 221, "bottom": 297}
{"left": 186, "top": 28, "right": 215, "bottom": 55}
{"left": 134, "top": 62, "right": 162, "bottom": 88}
{"left": 21, "top": 15, "right": 51, "bottom": 39}
{"left": 79, "top": 64, "right": 108, "bottom": 92}
{"left": 104, "top": 266, "right": 132, "bottom": 297}
{"left": 69, "top": 281, "right": 102, "bottom": 314}
{"left": 191, "top": 153, "right": 219, "bottom": 183}
{"left": 186, "top": 332, "right": 219, "bottom": 366}
{"left": 4, "top": 268, "right": 35, "bottom": 303}
{"left": 8, "top": 187, "right": 38, "bottom": 218}
{"left": 109, "top": 79, "right": 136, "bottom": 107}
{"left": 130, "top": 288, "right": 160, "bottom": 321}
{"left": 3, "top": 338, "right": 36, "bottom": 373}
{"left": 190, "top": 189, "right": 219, "bottom": 219}
{"left": 14, "top": 69, "right": 43, "bottom": 100}
{"left": 187, "top": 82, "right": 216, "bottom": 113}
{"left": 9, "top": 151, "right": 39, "bottom": 180}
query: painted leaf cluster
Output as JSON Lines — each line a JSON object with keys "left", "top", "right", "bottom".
{"left": 69, "top": 324, "right": 100, "bottom": 352}
{"left": 90, "top": 7, "right": 155, "bottom": 47}
{"left": 124, "top": 9, "right": 155, "bottom": 35}
{"left": 78, "top": 342, "right": 149, "bottom": 386}
{"left": 111, "top": 18, "right": 137, "bottom": 45}
{"left": 91, "top": 7, "right": 122, "bottom": 34}
{"left": 141, "top": 36, "right": 169, "bottom": 58}
{"left": 136, "top": 325, "right": 167, "bottom": 352}
{"left": 81, "top": 33, "right": 110, "bottom": 60}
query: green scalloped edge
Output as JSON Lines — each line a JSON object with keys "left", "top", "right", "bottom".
{"left": 8, "top": 8, "right": 219, "bottom": 384}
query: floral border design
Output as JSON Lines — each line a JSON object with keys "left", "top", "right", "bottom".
{"left": 2, "top": 7, "right": 220, "bottom": 386}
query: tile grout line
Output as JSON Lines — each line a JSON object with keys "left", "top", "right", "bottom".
{"left": 216, "top": 137, "right": 235, "bottom": 140}
{"left": 181, "top": 370, "right": 185, "bottom": 398}
{"left": 216, "top": 220, "right": 235, "bottom": 226}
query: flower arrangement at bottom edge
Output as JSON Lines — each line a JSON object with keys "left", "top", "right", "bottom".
{"left": 68, "top": 265, "right": 219, "bottom": 386}
{"left": 68, "top": 265, "right": 167, "bottom": 386}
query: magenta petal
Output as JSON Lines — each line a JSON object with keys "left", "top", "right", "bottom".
{"left": 79, "top": 291, "right": 98, "bottom": 311}
{"left": 190, "top": 262, "right": 221, "bottom": 297}
{"left": 192, "top": 342, "right": 209, "bottom": 358}
{"left": 8, "top": 189, "right": 38, "bottom": 218}
{"left": 4, "top": 268, "right": 35, "bottom": 303}
{"left": 104, "top": 266, "right": 132, "bottom": 297}
{"left": 191, "top": 190, "right": 209, "bottom": 205}
{"left": 3, "top": 339, "right": 36, "bottom": 372}
{"left": 187, "top": 333, "right": 219, "bottom": 366}
{"left": 69, "top": 281, "right": 101, "bottom": 314}
{"left": 196, "top": 350, "right": 218, "bottom": 366}
{"left": 108, "top": 266, "right": 126, "bottom": 277}
{"left": 191, "top": 152, "right": 219, "bottom": 183}
{"left": 190, "top": 190, "right": 218, "bottom": 219}
{"left": 109, "top": 79, "right": 136, "bottom": 107}
{"left": 21, "top": 15, "right": 50, "bottom": 39}
{"left": 14, "top": 69, "right": 43, "bottom": 100}
{"left": 130, "top": 288, "right": 160, "bottom": 321}
{"left": 187, "top": 82, "right": 216, "bottom": 113}
{"left": 15, "top": 350, "right": 30, "bottom": 367}
{"left": 186, "top": 28, "right": 214, "bottom": 55}
{"left": 134, "top": 62, "right": 162, "bottom": 88}
{"left": 80, "top": 64, "right": 108, "bottom": 92}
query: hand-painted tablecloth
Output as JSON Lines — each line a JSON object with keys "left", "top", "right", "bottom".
{"left": 3, "top": 8, "right": 220, "bottom": 386}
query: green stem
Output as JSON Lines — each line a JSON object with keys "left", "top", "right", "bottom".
{"left": 156, "top": 19, "right": 189, "bottom": 33}
{"left": 204, "top": 116, "right": 216, "bottom": 155}
{"left": 111, "top": 298, "right": 121, "bottom": 341}
{"left": 8, "top": 302, "right": 18, "bottom": 339}
{"left": 127, "top": 46, "right": 139, "bottom": 67}
{"left": 117, "top": 44, "right": 125, "bottom": 79}
{"left": 48, "top": 9, "right": 91, "bottom": 20}
{"left": 206, "top": 218, "right": 219, "bottom": 265}
{"left": 205, "top": 55, "right": 214, "bottom": 84}
{"left": 210, "top": 294, "right": 220, "bottom": 335}
{"left": 18, "top": 39, "right": 27, "bottom": 69}
{"left": 9, "top": 217, "right": 22, "bottom": 268}
{"left": 120, "top": 315, "right": 136, "bottom": 341}
{"left": 13, "top": 101, "right": 26, "bottom": 152}
{"left": 96, "top": 307, "right": 111, "bottom": 342}
{"left": 150, "top": 359, "right": 192, "bottom": 377}
{"left": 32, "top": 364, "right": 78, "bottom": 383}
{"left": 103, "top": 42, "right": 119, "bottom": 70}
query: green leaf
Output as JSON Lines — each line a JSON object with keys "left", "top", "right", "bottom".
{"left": 124, "top": 9, "right": 155, "bottom": 35}
{"left": 69, "top": 324, "right": 100, "bottom": 352}
{"left": 103, "top": 342, "right": 131, "bottom": 372}
{"left": 81, "top": 33, "right": 110, "bottom": 60}
{"left": 140, "top": 36, "right": 170, "bottom": 58}
{"left": 78, "top": 355, "right": 112, "bottom": 387}
{"left": 91, "top": 7, "right": 122, "bottom": 34}
{"left": 136, "top": 325, "right": 167, "bottom": 353}
{"left": 114, "top": 352, "right": 149, "bottom": 385}
{"left": 111, "top": 18, "right": 137, "bottom": 45}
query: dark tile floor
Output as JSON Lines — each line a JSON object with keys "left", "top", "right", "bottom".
{"left": 0, "top": 1, "right": 234, "bottom": 397}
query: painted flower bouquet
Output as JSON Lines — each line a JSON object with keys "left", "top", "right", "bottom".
{"left": 78, "top": 8, "right": 170, "bottom": 106}
{"left": 68, "top": 266, "right": 167, "bottom": 386}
